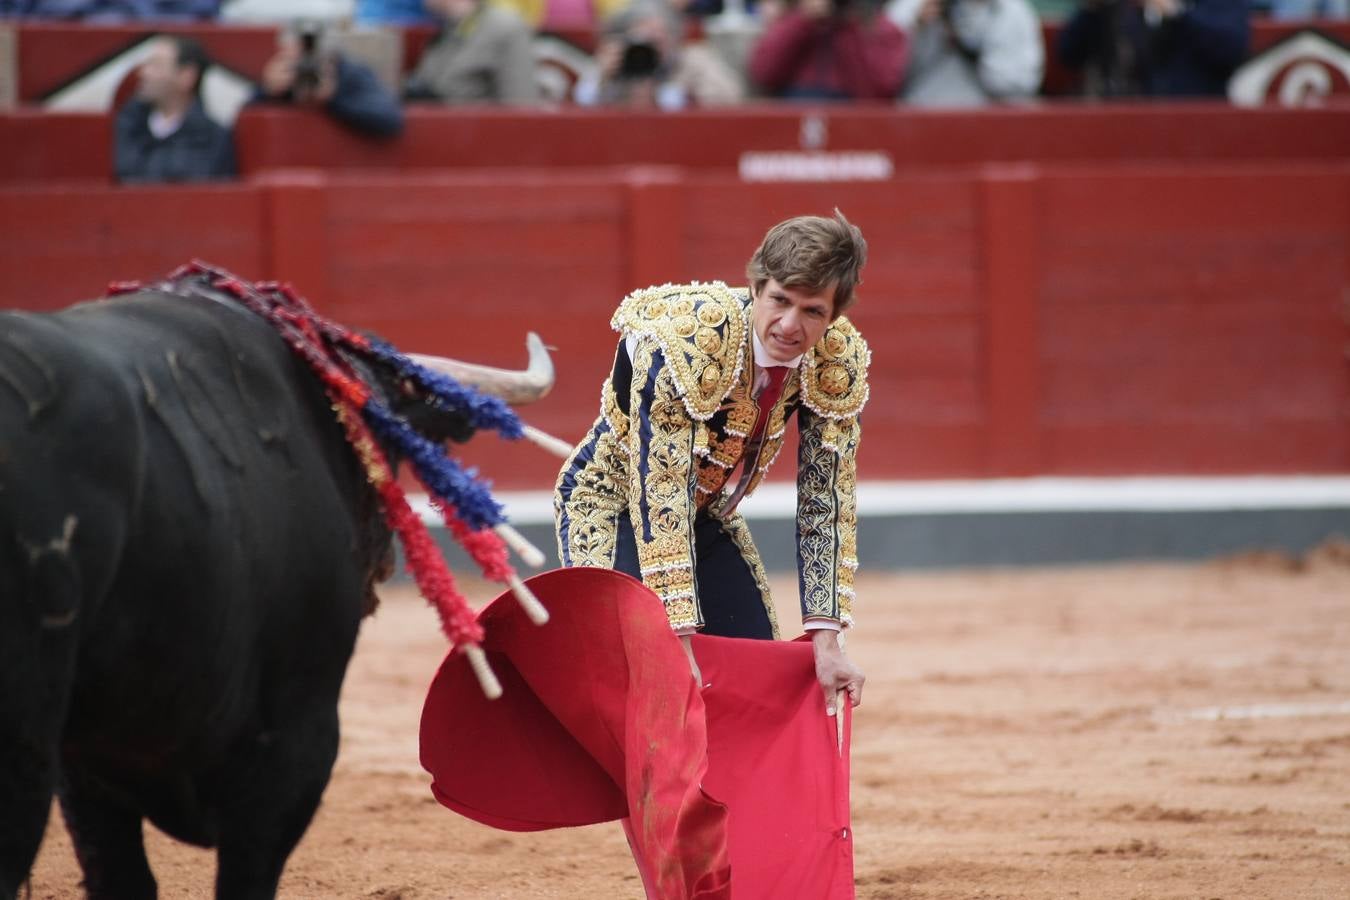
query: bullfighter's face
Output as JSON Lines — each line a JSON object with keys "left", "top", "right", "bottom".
{"left": 751, "top": 278, "right": 834, "bottom": 364}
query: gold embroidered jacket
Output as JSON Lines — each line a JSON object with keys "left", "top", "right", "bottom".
{"left": 554, "top": 282, "right": 869, "bottom": 632}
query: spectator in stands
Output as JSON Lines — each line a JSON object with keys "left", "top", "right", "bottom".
{"left": 253, "top": 25, "right": 405, "bottom": 137}
{"left": 748, "top": 0, "right": 909, "bottom": 100}
{"left": 573, "top": 0, "right": 745, "bottom": 108}
{"left": 1269, "top": 0, "right": 1348, "bottom": 18}
{"left": 495, "top": 0, "right": 629, "bottom": 32}
{"left": 1056, "top": 0, "right": 1250, "bottom": 97}
{"left": 404, "top": 0, "right": 541, "bottom": 104}
{"left": 9, "top": 0, "right": 219, "bottom": 18}
{"left": 887, "top": 0, "right": 1043, "bottom": 105}
{"left": 674, "top": 0, "right": 729, "bottom": 19}
{"left": 114, "top": 35, "right": 236, "bottom": 184}
{"left": 355, "top": 0, "right": 434, "bottom": 21}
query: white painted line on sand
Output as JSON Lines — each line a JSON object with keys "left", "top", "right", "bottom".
{"left": 1158, "top": 700, "right": 1350, "bottom": 723}
{"left": 411, "top": 475, "right": 1350, "bottom": 526}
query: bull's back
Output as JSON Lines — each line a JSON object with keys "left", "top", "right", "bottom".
{"left": 3, "top": 294, "right": 371, "bottom": 785}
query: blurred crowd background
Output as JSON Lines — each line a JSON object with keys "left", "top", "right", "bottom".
{"left": 5, "top": 0, "right": 1342, "bottom": 183}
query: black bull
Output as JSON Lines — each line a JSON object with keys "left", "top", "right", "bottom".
{"left": 0, "top": 287, "right": 532, "bottom": 898}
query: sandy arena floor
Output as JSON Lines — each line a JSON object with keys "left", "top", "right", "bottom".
{"left": 26, "top": 552, "right": 1350, "bottom": 899}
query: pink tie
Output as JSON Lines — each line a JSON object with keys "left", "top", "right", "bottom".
{"left": 721, "top": 366, "right": 790, "bottom": 516}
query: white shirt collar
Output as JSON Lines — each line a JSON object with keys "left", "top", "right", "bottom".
{"left": 751, "top": 330, "right": 804, "bottom": 370}
{"left": 147, "top": 108, "right": 186, "bottom": 140}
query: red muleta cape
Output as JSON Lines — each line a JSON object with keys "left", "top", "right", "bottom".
{"left": 419, "top": 567, "right": 854, "bottom": 899}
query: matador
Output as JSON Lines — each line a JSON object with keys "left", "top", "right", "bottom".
{"left": 554, "top": 211, "right": 870, "bottom": 707}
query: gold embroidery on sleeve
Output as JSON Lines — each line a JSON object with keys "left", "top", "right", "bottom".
{"left": 797, "top": 406, "right": 863, "bottom": 627}
{"left": 554, "top": 413, "right": 628, "bottom": 569}
{"left": 627, "top": 339, "right": 702, "bottom": 631}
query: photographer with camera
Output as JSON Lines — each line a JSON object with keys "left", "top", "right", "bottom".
{"left": 748, "top": 0, "right": 909, "bottom": 100}
{"left": 573, "top": 0, "right": 744, "bottom": 109}
{"left": 886, "top": 0, "right": 1042, "bottom": 105}
{"left": 254, "top": 24, "right": 404, "bottom": 137}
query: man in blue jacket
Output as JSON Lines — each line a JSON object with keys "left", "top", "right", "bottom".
{"left": 114, "top": 35, "right": 236, "bottom": 183}
{"left": 1057, "top": 0, "right": 1250, "bottom": 97}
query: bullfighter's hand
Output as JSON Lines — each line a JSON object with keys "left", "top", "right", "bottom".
{"left": 811, "top": 629, "right": 865, "bottom": 714}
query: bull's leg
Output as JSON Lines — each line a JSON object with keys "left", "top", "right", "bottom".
{"left": 0, "top": 732, "right": 56, "bottom": 900}
{"left": 58, "top": 770, "right": 157, "bottom": 900}
{"left": 0, "top": 573, "right": 80, "bottom": 899}
{"left": 213, "top": 707, "right": 340, "bottom": 900}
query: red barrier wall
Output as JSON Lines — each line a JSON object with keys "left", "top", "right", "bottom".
{"left": 0, "top": 183, "right": 266, "bottom": 304}
{"left": 0, "top": 113, "right": 113, "bottom": 183}
{"left": 6, "top": 104, "right": 1350, "bottom": 184}
{"left": 232, "top": 104, "right": 1350, "bottom": 172}
{"left": 3, "top": 164, "right": 1346, "bottom": 487}
{"left": 1035, "top": 167, "right": 1350, "bottom": 473}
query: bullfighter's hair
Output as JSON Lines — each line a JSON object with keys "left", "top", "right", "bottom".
{"left": 106, "top": 261, "right": 525, "bottom": 667}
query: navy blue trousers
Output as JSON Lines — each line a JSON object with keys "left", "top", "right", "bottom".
{"left": 611, "top": 513, "right": 774, "bottom": 641}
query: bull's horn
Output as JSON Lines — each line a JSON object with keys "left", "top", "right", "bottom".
{"left": 409, "top": 332, "right": 554, "bottom": 405}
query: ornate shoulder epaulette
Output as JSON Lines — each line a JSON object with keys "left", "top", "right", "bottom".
{"left": 800, "top": 316, "right": 870, "bottom": 420}
{"left": 611, "top": 282, "right": 749, "bottom": 421}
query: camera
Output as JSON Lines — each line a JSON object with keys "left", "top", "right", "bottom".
{"left": 618, "top": 41, "right": 661, "bottom": 80}
{"left": 293, "top": 23, "right": 323, "bottom": 96}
